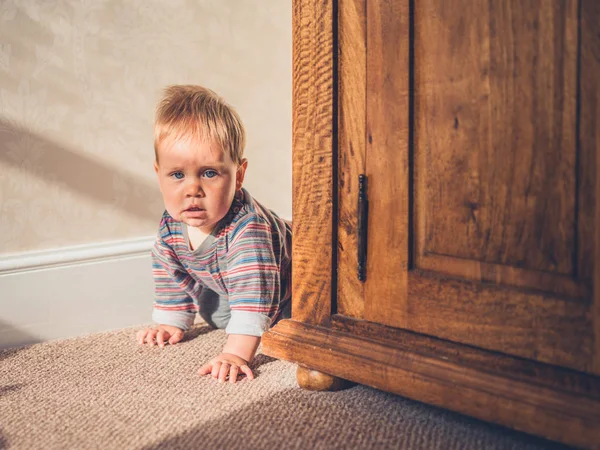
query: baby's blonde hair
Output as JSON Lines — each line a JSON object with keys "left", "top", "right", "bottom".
{"left": 154, "top": 85, "right": 246, "bottom": 165}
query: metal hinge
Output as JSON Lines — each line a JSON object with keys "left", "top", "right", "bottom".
{"left": 357, "top": 174, "right": 368, "bottom": 282}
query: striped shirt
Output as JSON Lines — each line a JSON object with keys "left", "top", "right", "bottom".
{"left": 151, "top": 188, "right": 292, "bottom": 336}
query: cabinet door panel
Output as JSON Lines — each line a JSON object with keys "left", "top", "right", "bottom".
{"left": 415, "top": 0, "right": 583, "bottom": 298}
{"left": 337, "top": 0, "right": 600, "bottom": 373}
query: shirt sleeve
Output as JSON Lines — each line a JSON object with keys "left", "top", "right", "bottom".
{"left": 225, "top": 215, "right": 281, "bottom": 337}
{"left": 151, "top": 236, "right": 199, "bottom": 331}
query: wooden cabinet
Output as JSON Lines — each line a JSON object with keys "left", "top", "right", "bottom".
{"left": 262, "top": 0, "right": 600, "bottom": 447}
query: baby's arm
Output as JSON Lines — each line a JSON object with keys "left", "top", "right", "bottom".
{"left": 136, "top": 232, "right": 200, "bottom": 347}
{"left": 200, "top": 214, "right": 281, "bottom": 383}
{"left": 198, "top": 334, "right": 261, "bottom": 383}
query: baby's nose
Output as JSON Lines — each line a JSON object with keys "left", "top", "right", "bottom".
{"left": 185, "top": 181, "right": 204, "bottom": 197}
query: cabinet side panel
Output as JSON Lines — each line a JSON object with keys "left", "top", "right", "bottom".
{"left": 337, "top": 0, "right": 367, "bottom": 319}
{"left": 363, "top": 0, "right": 411, "bottom": 326}
{"left": 291, "top": 0, "right": 335, "bottom": 325}
{"left": 580, "top": 0, "right": 600, "bottom": 374}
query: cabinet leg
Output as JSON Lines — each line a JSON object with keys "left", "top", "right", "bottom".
{"left": 296, "top": 366, "right": 354, "bottom": 391}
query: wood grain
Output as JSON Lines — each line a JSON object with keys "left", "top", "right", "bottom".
{"left": 406, "top": 271, "right": 592, "bottom": 371}
{"left": 363, "top": 0, "right": 411, "bottom": 327}
{"left": 336, "top": 0, "right": 366, "bottom": 319}
{"left": 290, "top": 0, "right": 334, "bottom": 325}
{"left": 415, "top": 0, "right": 579, "bottom": 279}
{"left": 580, "top": 0, "right": 600, "bottom": 374}
{"left": 396, "top": 0, "right": 594, "bottom": 372}
{"left": 331, "top": 314, "right": 599, "bottom": 399}
{"left": 265, "top": 0, "right": 600, "bottom": 446}
{"left": 262, "top": 319, "right": 600, "bottom": 449}
{"left": 418, "top": 252, "right": 587, "bottom": 298}
{"left": 579, "top": 2, "right": 598, "bottom": 291}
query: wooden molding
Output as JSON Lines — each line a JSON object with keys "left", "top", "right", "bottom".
{"left": 262, "top": 318, "right": 600, "bottom": 449}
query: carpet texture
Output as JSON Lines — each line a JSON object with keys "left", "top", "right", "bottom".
{"left": 0, "top": 324, "right": 570, "bottom": 450}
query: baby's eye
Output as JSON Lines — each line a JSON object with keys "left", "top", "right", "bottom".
{"left": 170, "top": 171, "right": 184, "bottom": 180}
{"left": 204, "top": 170, "right": 218, "bottom": 179}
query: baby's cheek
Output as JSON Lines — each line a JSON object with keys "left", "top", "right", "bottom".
{"left": 166, "top": 208, "right": 181, "bottom": 221}
{"left": 163, "top": 195, "right": 181, "bottom": 220}
{"left": 217, "top": 201, "right": 233, "bottom": 219}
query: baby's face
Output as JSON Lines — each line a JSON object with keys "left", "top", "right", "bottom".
{"left": 154, "top": 136, "right": 246, "bottom": 233}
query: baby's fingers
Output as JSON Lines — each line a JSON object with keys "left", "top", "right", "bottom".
{"left": 136, "top": 329, "right": 153, "bottom": 345}
{"left": 136, "top": 330, "right": 146, "bottom": 344}
{"left": 218, "top": 363, "right": 230, "bottom": 383}
{"left": 156, "top": 330, "right": 166, "bottom": 348}
{"left": 168, "top": 329, "right": 184, "bottom": 345}
{"left": 229, "top": 365, "right": 240, "bottom": 384}
{"left": 144, "top": 329, "right": 158, "bottom": 346}
{"left": 198, "top": 362, "right": 214, "bottom": 376}
{"left": 211, "top": 361, "right": 222, "bottom": 379}
{"left": 240, "top": 365, "right": 254, "bottom": 381}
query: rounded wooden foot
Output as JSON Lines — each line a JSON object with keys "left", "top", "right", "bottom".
{"left": 296, "top": 366, "right": 353, "bottom": 391}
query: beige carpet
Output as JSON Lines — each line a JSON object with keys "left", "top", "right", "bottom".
{"left": 0, "top": 324, "right": 570, "bottom": 450}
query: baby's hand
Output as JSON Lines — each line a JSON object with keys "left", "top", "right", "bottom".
{"left": 198, "top": 353, "right": 254, "bottom": 384}
{"left": 136, "top": 325, "right": 184, "bottom": 348}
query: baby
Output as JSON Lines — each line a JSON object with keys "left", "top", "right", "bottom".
{"left": 136, "top": 85, "right": 292, "bottom": 384}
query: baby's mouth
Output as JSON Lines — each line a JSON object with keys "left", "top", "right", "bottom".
{"left": 183, "top": 206, "right": 206, "bottom": 218}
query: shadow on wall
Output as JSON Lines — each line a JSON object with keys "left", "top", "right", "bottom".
{"left": 0, "top": 319, "right": 42, "bottom": 352}
{"left": 0, "top": 118, "right": 160, "bottom": 224}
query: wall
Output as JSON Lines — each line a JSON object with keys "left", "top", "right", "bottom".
{"left": 0, "top": 0, "right": 292, "bottom": 254}
{"left": 0, "top": 1, "right": 292, "bottom": 348}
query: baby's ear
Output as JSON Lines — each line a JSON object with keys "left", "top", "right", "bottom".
{"left": 236, "top": 159, "right": 248, "bottom": 189}
{"left": 153, "top": 161, "right": 159, "bottom": 174}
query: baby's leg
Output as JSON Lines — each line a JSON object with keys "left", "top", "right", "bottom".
{"left": 197, "top": 288, "right": 231, "bottom": 329}
{"left": 273, "top": 298, "right": 291, "bottom": 325}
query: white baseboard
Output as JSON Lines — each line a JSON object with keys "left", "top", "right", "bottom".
{"left": 0, "top": 237, "right": 156, "bottom": 349}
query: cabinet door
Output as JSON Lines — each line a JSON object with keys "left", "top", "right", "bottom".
{"left": 337, "top": 0, "right": 600, "bottom": 373}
